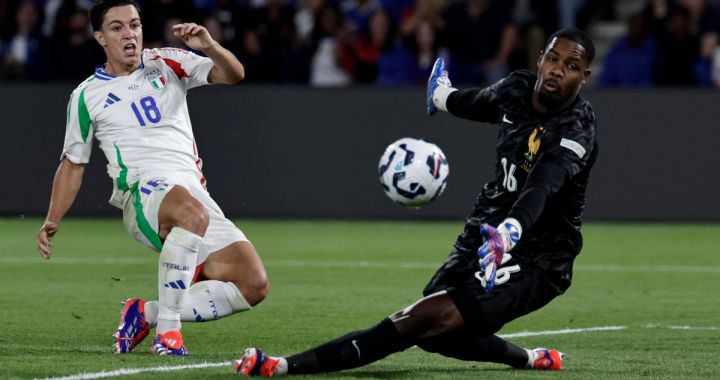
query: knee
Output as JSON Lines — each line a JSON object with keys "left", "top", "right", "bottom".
{"left": 233, "top": 268, "right": 270, "bottom": 306}
{"left": 175, "top": 200, "right": 209, "bottom": 235}
{"left": 239, "top": 270, "right": 269, "bottom": 306}
{"left": 390, "top": 298, "right": 461, "bottom": 338}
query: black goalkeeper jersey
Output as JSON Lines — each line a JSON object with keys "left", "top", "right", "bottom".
{"left": 446, "top": 70, "right": 598, "bottom": 264}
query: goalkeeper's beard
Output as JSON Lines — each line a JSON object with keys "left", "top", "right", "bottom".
{"left": 537, "top": 88, "right": 566, "bottom": 110}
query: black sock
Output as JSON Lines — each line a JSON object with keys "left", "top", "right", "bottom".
{"left": 417, "top": 330, "right": 528, "bottom": 368}
{"left": 286, "top": 318, "right": 412, "bottom": 374}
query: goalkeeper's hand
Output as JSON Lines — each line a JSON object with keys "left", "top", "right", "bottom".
{"left": 426, "top": 57, "right": 455, "bottom": 115}
{"left": 477, "top": 219, "right": 522, "bottom": 291}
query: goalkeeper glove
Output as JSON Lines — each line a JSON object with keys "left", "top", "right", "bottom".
{"left": 426, "top": 57, "right": 456, "bottom": 115}
{"left": 477, "top": 218, "right": 522, "bottom": 291}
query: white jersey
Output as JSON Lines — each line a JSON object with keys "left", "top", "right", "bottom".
{"left": 62, "top": 48, "right": 214, "bottom": 207}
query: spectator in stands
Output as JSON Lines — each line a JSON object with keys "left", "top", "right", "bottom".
{"left": 51, "top": 7, "right": 104, "bottom": 81}
{"left": 679, "top": 0, "right": 720, "bottom": 85}
{"left": 295, "top": 0, "right": 325, "bottom": 44}
{"left": 42, "top": 0, "right": 92, "bottom": 38}
{"left": 0, "top": 0, "right": 15, "bottom": 41}
{"left": 251, "top": 0, "right": 300, "bottom": 81}
{"left": 654, "top": 5, "right": 700, "bottom": 85}
{"left": 440, "top": 0, "right": 517, "bottom": 86}
{"left": 352, "top": 8, "right": 388, "bottom": 83}
{"left": 575, "top": 0, "right": 617, "bottom": 31}
{"left": 236, "top": 27, "right": 267, "bottom": 82}
{"left": 203, "top": 13, "right": 240, "bottom": 54}
{"left": 599, "top": 12, "right": 656, "bottom": 87}
{"left": 397, "top": 0, "right": 444, "bottom": 41}
{"left": 213, "top": 0, "right": 254, "bottom": 49}
{"left": 160, "top": 17, "right": 188, "bottom": 49}
{"left": 309, "top": 4, "right": 354, "bottom": 86}
{"left": 408, "top": 19, "right": 439, "bottom": 85}
{"left": 358, "top": 8, "right": 416, "bottom": 85}
{"left": 341, "top": 0, "right": 380, "bottom": 37}
{"left": 1, "top": 0, "right": 50, "bottom": 81}
{"left": 141, "top": 0, "right": 195, "bottom": 45}
{"left": 380, "top": 0, "right": 415, "bottom": 24}
{"left": 515, "top": 0, "right": 559, "bottom": 74}
{"left": 557, "top": 0, "right": 586, "bottom": 29}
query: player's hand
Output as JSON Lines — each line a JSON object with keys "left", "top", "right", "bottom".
{"left": 173, "top": 23, "right": 216, "bottom": 52}
{"left": 37, "top": 220, "right": 59, "bottom": 260}
{"left": 477, "top": 219, "right": 521, "bottom": 291}
{"left": 477, "top": 223, "right": 506, "bottom": 291}
{"left": 426, "top": 57, "right": 452, "bottom": 116}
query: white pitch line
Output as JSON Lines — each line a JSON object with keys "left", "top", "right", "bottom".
{"left": 40, "top": 324, "right": 719, "bottom": 380}
{"left": 5, "top": 257, "right": 720, "bottom": 273}
{"left": 42, "top": 326, "right": 627, "bottom": 380}
{"left": 644, "top": 323, "right": 719, "bottom": 331}
{"left": 498, "top": 326, "right": 627, "bottom": 339}
{"left": 574, "top": 264, "right": 720, "bottom": 273}
{"left": 39, "top": 361, "right": 231, "bottom": 380}
{"left": 0, "top": 257, "right": 152, "bottom": 265}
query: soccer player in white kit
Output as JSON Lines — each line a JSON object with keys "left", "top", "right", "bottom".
{"left": 36, "top": 0, "right": 268, "bottom": 356}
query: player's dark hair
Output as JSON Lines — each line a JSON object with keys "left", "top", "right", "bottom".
{"left": 545, "top": 28, "right": 595, "bottom": 65}
{"left": 89, "top": 0, "right": 141, "bottom": 31}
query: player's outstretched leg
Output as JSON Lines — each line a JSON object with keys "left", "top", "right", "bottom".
{"left": 235, "top": 318, "right": 413, "bottom": 377}
{"left": 417, "top": 331, "right": 564, "bottom": 371}
{"left": 113, "top": 298, "right": 150, "bottom": 354}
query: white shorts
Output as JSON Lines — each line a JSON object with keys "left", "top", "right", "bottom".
{"left": 121, "top": 174, "right": 249, "bottom": 265}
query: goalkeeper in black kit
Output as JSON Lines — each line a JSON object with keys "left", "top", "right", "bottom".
{"left": 235, "top": 28, "right": 598, "bottom": 377}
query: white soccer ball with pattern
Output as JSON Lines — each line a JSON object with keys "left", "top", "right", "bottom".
{"left": 378, "top": 137, "right": 449, "bottom": 207}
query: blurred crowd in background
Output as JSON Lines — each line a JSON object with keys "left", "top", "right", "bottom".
{"left": 2, "top": 0, "right": 720, "bottom": 88}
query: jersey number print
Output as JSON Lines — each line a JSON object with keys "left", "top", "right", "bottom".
{"left": 131, "top": 96, "right": 162, "bottom": 126}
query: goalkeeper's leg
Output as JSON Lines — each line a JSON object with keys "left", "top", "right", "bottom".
{"left": 418, "top": 332, "right": 563, "bottom": 370}
{"left": 417, "top": 330, "right": 529, "bottom": 368}
{"left": 236, "top": 291, "right": 464, "bottom": 376}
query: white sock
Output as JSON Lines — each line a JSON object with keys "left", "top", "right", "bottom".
{"left": 525, "top": 348, "right": 537, "bottom": 368}
{"left": 156, "top": 227, "right": 202, "bottom": 334}
{"left": 180, "top": 280, "right": 251, "bottom": 321}
{"left": 275, "top": 358, "right": 288, "bottom": 376}
{"left": 145, "top": 281, "right": 251, "bottom": 324}
{"left": 432, "top": 85, "right": 457, "bottom": 112}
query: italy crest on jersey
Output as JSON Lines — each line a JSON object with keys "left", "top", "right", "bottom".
{"left": 146, "top": 69, "right": 167, "bottom": 90}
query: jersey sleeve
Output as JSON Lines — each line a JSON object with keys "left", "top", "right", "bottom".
{"left": 60, "top": 87, "right": 94, "bottom": 163}
{"left": 445, "top": 78, "right": 505, "bottom": 123}
{"left": 445, "top": 70, "right": 534, "bottom": 123}
{"left": 154, "top": 48, "right": 215, "bottom": 90}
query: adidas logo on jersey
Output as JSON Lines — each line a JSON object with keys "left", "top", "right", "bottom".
{"left": 104, "top": 92, "right": 121, "bottom": 108}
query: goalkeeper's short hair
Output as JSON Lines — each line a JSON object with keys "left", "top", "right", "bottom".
{"left": 545, "top": 28, "right": 595, "bottom": 65}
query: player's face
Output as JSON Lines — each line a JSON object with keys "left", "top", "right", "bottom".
{"left": 533, "top": 37, "right": 591, "bottom": 112}
{"left": 94, "top": 5, "right": 143, "bottom": 74}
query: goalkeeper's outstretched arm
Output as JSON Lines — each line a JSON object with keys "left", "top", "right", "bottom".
{"left": 37, "top": 158, "right": 85, "bottom": 259}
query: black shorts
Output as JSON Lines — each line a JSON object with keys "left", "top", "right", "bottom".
{"left": 423, "top": 249, "right": 573, "bottom": 335}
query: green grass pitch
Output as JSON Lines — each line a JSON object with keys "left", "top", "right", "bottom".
{"left": 1, "top": 218, "right": 719, "bottom": 379}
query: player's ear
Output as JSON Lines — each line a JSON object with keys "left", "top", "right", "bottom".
{"left": 94, "top": 31, "right": 106, "bottom": 47}
{"left": 582, "top": 67, "right": 591, "bottom": 84}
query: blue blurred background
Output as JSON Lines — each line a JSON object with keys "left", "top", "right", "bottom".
{"left": 4, "top": 0, "right": 720, "bottom": 88}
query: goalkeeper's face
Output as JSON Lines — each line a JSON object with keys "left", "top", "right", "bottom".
{"left": 534, "top": 37, "right": 591, "bottom": 112}
{"left": 94, "top": 4, "right": 143, "bottom": 73}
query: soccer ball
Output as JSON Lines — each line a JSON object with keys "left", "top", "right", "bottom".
{"left": 378, "top": 137, "right": 449, "bottom": 207}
